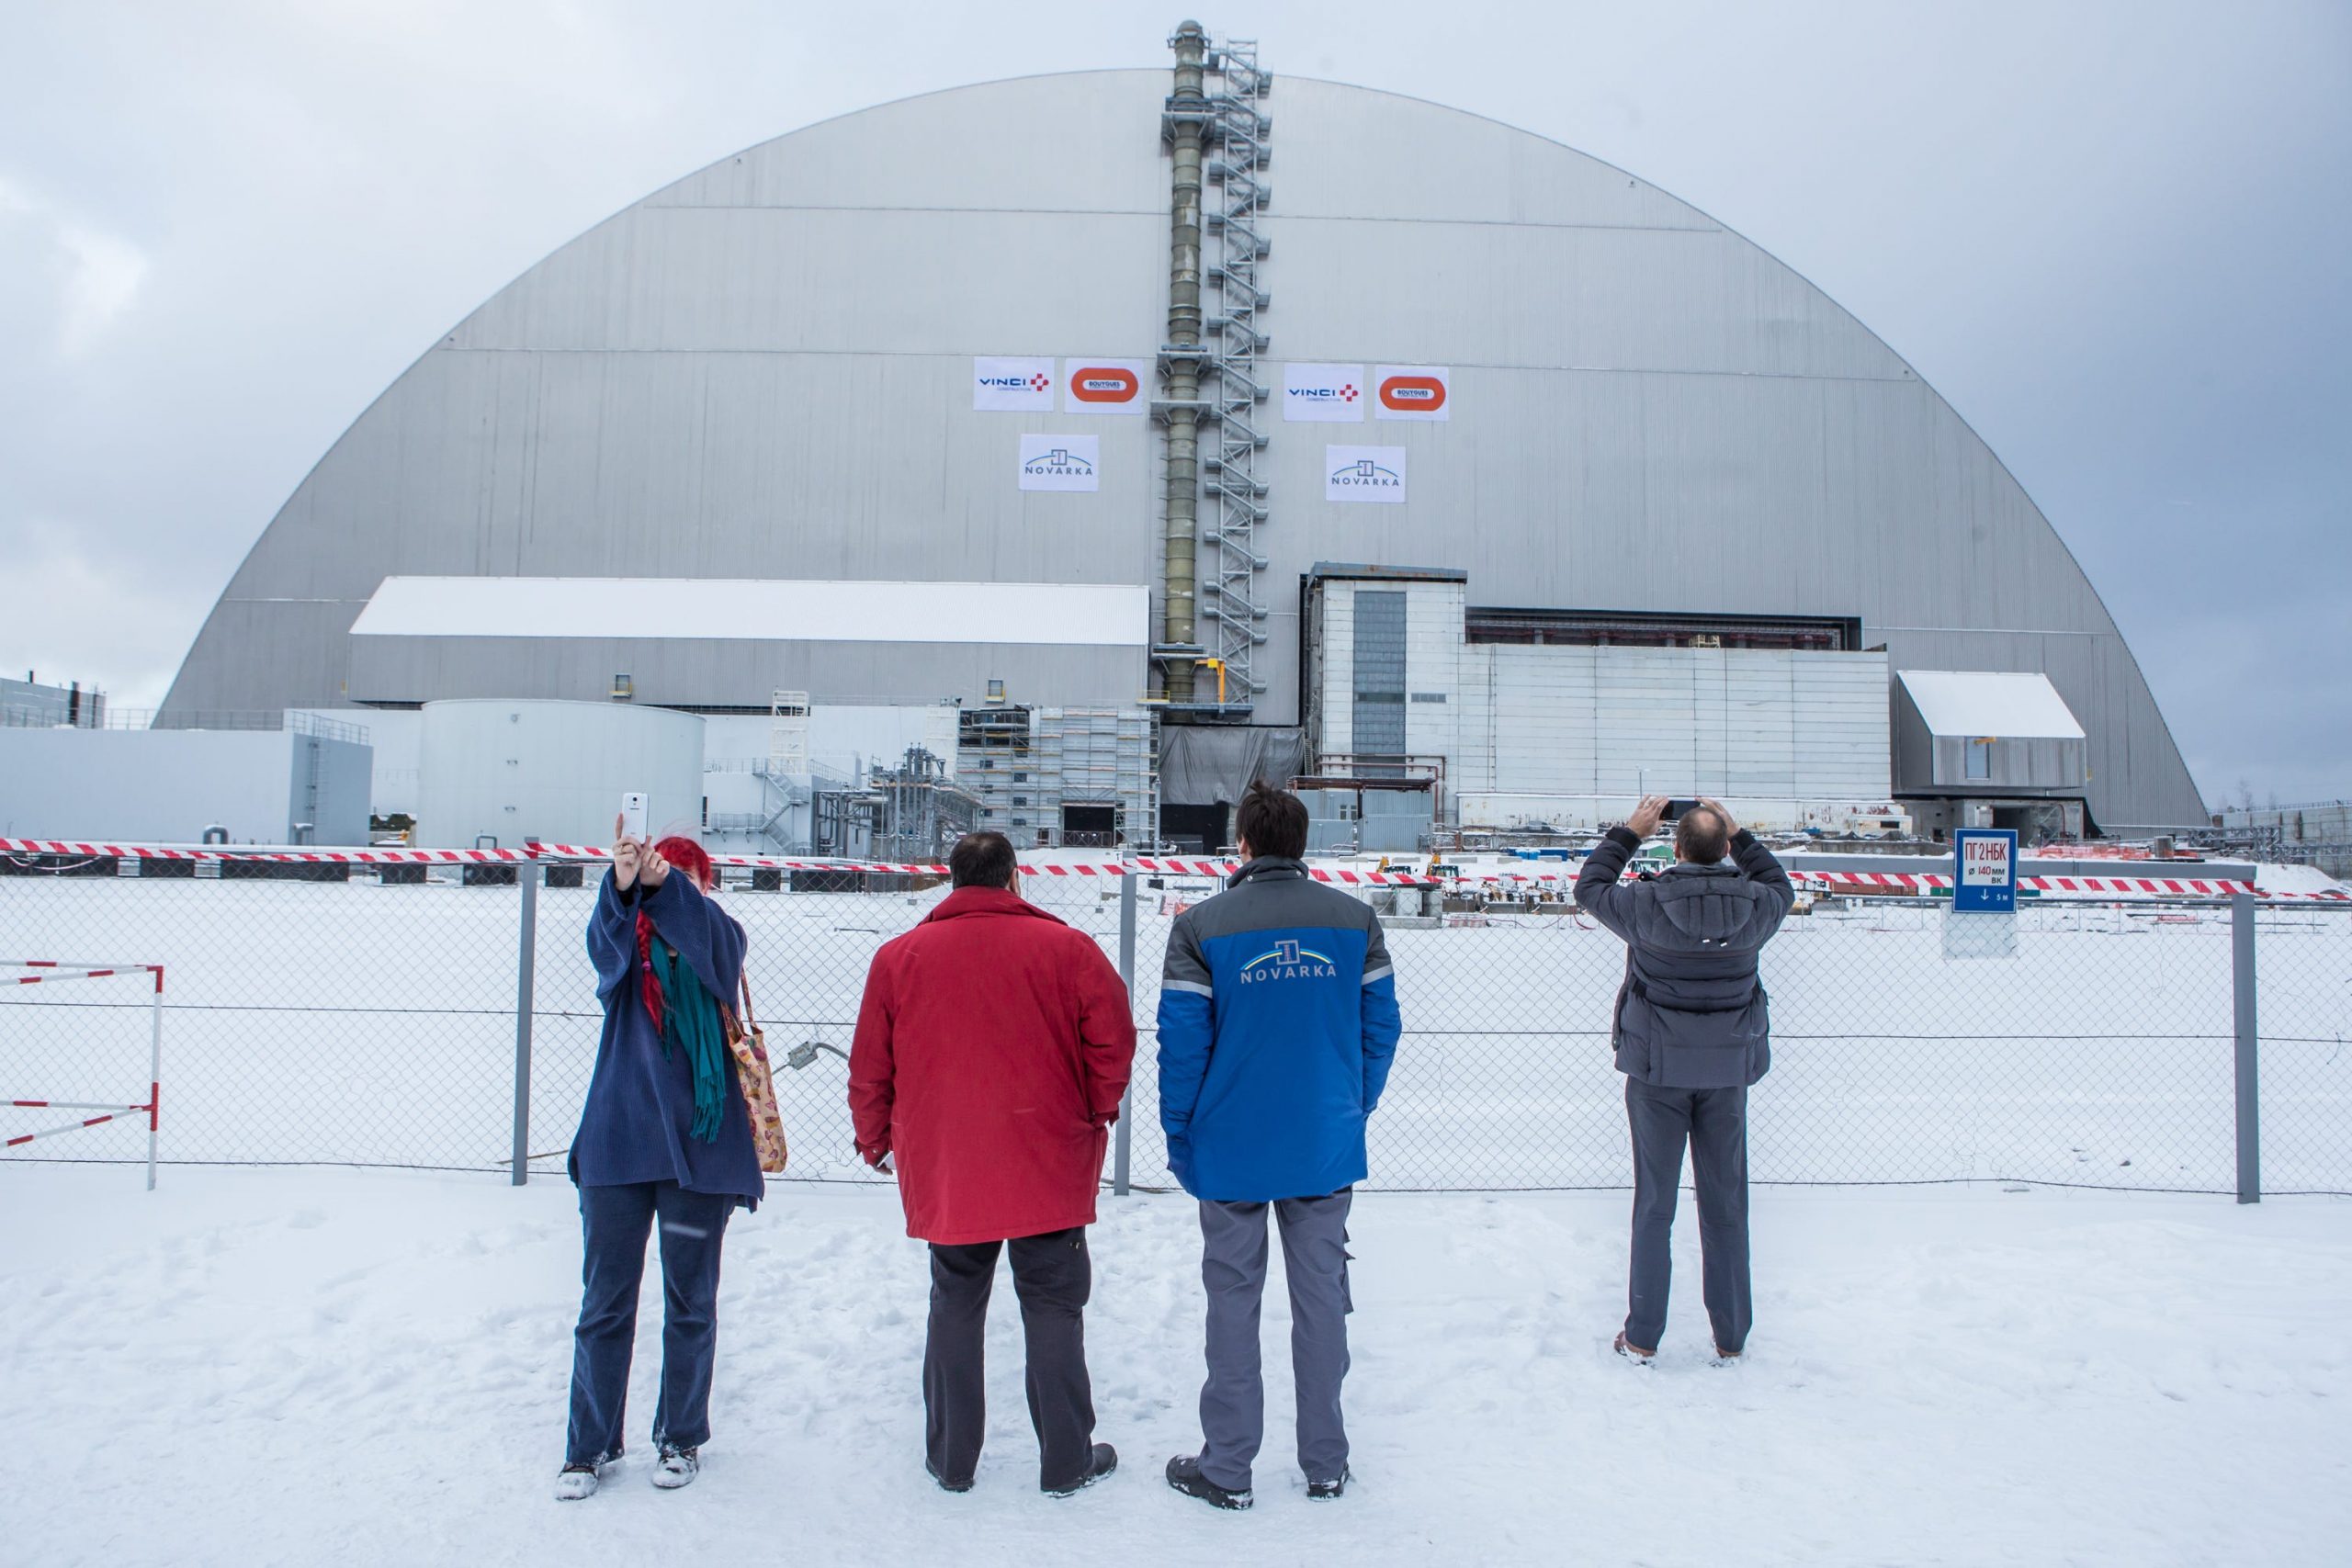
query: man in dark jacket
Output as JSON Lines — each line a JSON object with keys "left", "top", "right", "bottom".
{"left": 1157, "top": 782, "right": 1403, "bottom": 1510}
{"left": 849, "top": 831, "right": 1136, "bottom": 1497}
{"left": 1576, "top": 795, "right": 1792, "bottom": 1364}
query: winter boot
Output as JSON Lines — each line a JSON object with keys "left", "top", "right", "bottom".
{"left": 926, "top": 1458, "right": 975, "bottom": 1494}
{"left": 1613, "top": 1330, "right": 1657, "bottom": 1365}
{"left": 1713, "top": 1344, "right": 1744, "bottom": 1367}
{"left": 1307, "top": 1466, "right": 1353, "bottom": 1500}
{"left": 651, "top": 1445, "right": 699, "bottom": 1490}
{"left": 1045, "top": 1443, "right": 1119, "bottom": 1497}
{"left": 1166, "top": 1454, "right": 1251, "bottom": 1511}
{"left": 554, "top": 1453, "right": 619, "bottom": 1502}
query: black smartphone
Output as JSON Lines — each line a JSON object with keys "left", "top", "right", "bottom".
{"left": 1662, "top": 798, "right": 1700, "bottom": 822}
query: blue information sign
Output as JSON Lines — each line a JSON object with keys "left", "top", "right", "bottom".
{"left": 1951, "top": 828, "right": 2019, "bottom": 913}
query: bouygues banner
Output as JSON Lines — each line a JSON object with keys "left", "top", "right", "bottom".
{"left": 1018, "top": 434, "right": 1101, "bottom": 492}
{"left": 973, "top": 356, "right": 1056, "bottom": 412}
{"left": 1374, "top": 365, "right": 1451, "bottom": 422}
{"left": 1283, "top": 363, "right": 1365, "bottom": 422}
{"left": 1061, "top": 358, "right": 1151, "bottom": 415}
{"left": 1325, "top": 445, "right": 1407, "bottom": 504}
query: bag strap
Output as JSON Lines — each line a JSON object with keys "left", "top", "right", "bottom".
{"left": 738, "top": 969, "right": 758, "bottom": 1029}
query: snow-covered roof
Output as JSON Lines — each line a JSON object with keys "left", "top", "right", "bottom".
{"left": 349, "top": 577, "right": 1148, "bottom": 647}
{"left": 1894, "top": 670, "right": 2086, "bottom": 739}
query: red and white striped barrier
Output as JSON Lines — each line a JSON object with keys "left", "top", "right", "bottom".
{"left": 3, "top": 837, "right": 2341, "bottom": 899}
{"left": 1479, "top": 867, "right": 2345, "bottom": 899}
{"left": 3, "top": 961, "right": 164, "bottom": 1190}
{"left": 0, "top": 839, "right": 1445, "bottom": 886}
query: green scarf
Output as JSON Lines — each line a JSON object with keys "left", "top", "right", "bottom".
{"left": 649, "top": 940, "right": 729, "bottom": 1144}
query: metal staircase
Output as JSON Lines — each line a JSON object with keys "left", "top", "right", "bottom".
{"left": 1199, "top": 38, "right": 1272, "bottom": 714}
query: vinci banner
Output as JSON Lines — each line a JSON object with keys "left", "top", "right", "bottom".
{"left": 1283, "top": 363, "right": 1365, "bottom": 422}
{"left": 973, "top": 356, "right": 1055, "bottom": 412}
{"left": 1325, "top": 445, "right": 1407, "bottom": 503}
{"left": 1061, "top": 358, "right": 1151, "bottom": 415}
{"left": 1018, "top": 434, "right": 1101, "bottom": 492}
{"left": 1374, "top": 365, "right": 1451, "bottom": 421}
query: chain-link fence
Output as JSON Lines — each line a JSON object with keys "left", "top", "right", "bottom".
{"left": 4, "top": 865, "right": 2346, "bottom": 1196}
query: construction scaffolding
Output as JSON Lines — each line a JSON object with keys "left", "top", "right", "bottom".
{"left": 958, "top": 706, "right": 1159, "bottom": 849}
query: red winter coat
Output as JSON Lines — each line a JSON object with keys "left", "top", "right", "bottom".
{"left": 848, "top": 886, "right": 1137, "bottom": 1245}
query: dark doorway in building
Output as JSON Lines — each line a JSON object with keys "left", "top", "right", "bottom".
{"left": 1160, "top": 802, "right": 1230, "bottom": 855}
{"left": 1061, "top": 803, "right": 1116, "bottom": 849}
{"left": 1991, "top": 807, "right": 2032, "bottom": 834}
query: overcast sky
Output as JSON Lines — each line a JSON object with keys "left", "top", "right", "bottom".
{"left": 3, "top": 0, "right": 2345, "bottom": 808}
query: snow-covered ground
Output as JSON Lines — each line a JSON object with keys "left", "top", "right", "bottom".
{"left": 5, "top": 1165, "right": 2347, "bottom": 1567}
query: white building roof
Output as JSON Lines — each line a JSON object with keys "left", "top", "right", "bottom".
{"left": 1895, "top": 670, "right": 2086, "bottom": 739}
{"left": 349, "top": 578, "right": 1148, "bottom": 648}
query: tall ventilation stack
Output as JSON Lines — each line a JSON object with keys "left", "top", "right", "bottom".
{"left": 1156, "top": 21, "right": 1271, "bottom": 717}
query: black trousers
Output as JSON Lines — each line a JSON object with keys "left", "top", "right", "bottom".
{"left": 924, "top": 1227, "right": 1096, "bottom": 1488}
{"left": 1625, "top": 1078, "right": 1753, "bottom": 1355}
{"left": 566, "top": 1180, "right": 733, "bottom": 1466}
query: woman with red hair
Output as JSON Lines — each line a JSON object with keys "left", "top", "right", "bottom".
{"left": 557, "top": 817, "right": 761, "bottom": 1502}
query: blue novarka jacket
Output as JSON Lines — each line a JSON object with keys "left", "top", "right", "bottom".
{"left": 1155, "top": 858, "right": 1403, "bottom": 1201}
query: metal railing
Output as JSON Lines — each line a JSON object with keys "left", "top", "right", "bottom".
{"left": 3, "top": 867, "right": 2346, "bottom": 1198}
{"left": 1, "top": 706, "right": 372, "bottom": 744}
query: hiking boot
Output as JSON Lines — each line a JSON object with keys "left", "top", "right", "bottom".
{"left": 1045, "top": 1442, "right": 1118, "bottom": 1497}
{"left": 1166, "top": 1454, "right": 1251, "bottom": 1511}
{"left": 1307, "top": 1465, "right": 1352, "bottom": 1500}
{"left": 926, "top": 1458, "right": 975, "bottom": 1494}
{"left": 1613, "top": 1331, "right": 1657, "bottom": 1364}
{"left": 650, "top": 1445, "right": 699, "bottom": 1490}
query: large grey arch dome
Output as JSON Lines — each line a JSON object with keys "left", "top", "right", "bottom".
{"left": 162, "top": 68, "right": 2202, "bottom": 827}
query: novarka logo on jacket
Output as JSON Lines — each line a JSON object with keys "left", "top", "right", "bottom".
{"left": 1236, "top": 939, "right": 1338, "bottom": 984}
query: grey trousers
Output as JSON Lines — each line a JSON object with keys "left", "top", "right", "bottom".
{"left": 1197, "top": 1191, "right": 1354, "bottom": 1492}
{"left": 1625, "top": 1077, "right": 1752, "bottom": 1354}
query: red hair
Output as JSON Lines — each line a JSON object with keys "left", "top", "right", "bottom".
{"left": 636, "top": 835, "right": 718, "bottom": 1033}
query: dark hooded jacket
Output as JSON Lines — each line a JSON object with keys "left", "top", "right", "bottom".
{"left": 1574, "top": 827, "right": 1795, "bottom": 1088}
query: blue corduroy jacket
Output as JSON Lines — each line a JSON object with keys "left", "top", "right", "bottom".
{"left": 570, "top": 870, "right": 763, "bottom": 1206}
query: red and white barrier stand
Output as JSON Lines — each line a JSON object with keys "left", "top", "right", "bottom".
{"left": 4, "top": 961, "right": 164, "bottom": 1190}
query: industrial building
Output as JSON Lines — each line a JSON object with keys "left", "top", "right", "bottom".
{"left": 145, "top": 27, "right": 2207, "bottom": 849}
{"left": 0, "top": 716, "right": 371, "bottom": 847}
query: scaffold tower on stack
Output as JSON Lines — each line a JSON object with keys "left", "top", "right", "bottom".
{"left": 1199, "top": 37, "right": 1272, "bottom": 714}
{"left": 1156, "top": 24, "right": 1271, "bottom": 718}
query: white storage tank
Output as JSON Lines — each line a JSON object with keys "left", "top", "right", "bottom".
{"left": 415, "top": 699, "right": 705, "bottom": 851}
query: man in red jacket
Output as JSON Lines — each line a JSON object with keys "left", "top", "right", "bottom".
{"left": 849, "top": 830, "right": 1136, "bottom": 1498}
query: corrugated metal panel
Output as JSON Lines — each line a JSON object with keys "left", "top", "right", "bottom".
{"left": 1467, "top": 646, "right": 1887, "bottom": 801}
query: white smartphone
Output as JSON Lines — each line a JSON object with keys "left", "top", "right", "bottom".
{"left": 620, "top": 792, "right": 649, "bottom": 841}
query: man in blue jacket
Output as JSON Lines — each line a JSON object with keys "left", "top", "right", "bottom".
{"left": 1156, "top": 781, "right": 1402, "bottom": 1510}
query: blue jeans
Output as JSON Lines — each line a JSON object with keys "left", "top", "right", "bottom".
{"left": 565, "top": 1180, "right": 733, "bottom": 1466}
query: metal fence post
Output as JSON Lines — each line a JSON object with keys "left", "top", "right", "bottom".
{"left": 1114, "top": 870, "right": 1137, "bottom": 1196}
{"left": 2232, "top": 890, "right": 2260, "bottom": 1204}
{"left": 512, "top": 863, "right": 539, "bottom": 1187}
